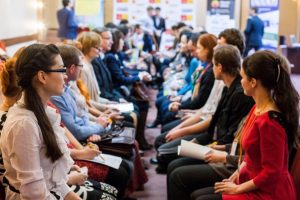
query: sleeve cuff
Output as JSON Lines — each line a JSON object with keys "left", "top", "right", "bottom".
{"left": 59, "top": 182, "right": 72, "bottom": 198}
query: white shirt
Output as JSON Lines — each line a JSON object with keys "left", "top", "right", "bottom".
{"left": 198, "top": 80, "right": 225, "bottom": 120}
{"left": 0, "top": 102, "right": 73, "bottom": 199}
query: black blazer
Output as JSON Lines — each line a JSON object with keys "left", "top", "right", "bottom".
{"left": 92, "top": 56, "right": 122, "bottom": 101}
{"left": 208, "top": 76, "right": 255, "bottom": 145}
{"left": 104, "top": 53, "right": 140, "bottom": 88}
{"left": 153, "top": 16, "right": 166, "bottom": 33}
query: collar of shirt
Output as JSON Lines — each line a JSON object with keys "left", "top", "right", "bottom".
{"left": 99, "top": 53, "right": 105, "bottom": 60}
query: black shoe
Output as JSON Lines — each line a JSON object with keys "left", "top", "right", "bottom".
{"left": 147, "top": 120, "right": 160, "bottom": 128}
{"left": 139, "top": 149, "right": 144, "bottom": 157}
{"left": 139, "top": 143, "right": 153, "bottom": 151}
{"left": 150, "top": 157, "right": 158, "bottom": 165}
{"left": 155, "top": 165, "right": 167, "bottom": 174}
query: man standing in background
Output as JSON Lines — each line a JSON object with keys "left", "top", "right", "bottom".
{"left": 243, "top": 7, "right": 264, "bottom": 57}
{"left": 153, "top": 7, "right": 166, "bottom": 47}
{"left": 57, "top": 0, "right": 78, "bottom": 40}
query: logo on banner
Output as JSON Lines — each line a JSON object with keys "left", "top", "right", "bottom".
{"left": 181, "top": 0, "right": 193, "bottom": 4}
{"left": 149, "top": 0, "right": 161, "bottom": 3}
{"left": 117, "top": 0, "right": 129, "bottom": 3}
{"left": 116, "top": 13, "right": 128, "bottom": 20}
{"left": 211, "top": 0, "right": 220, "bottom": 8}
{"left": 181, "top": 15, "right": 193, "bottom": 21}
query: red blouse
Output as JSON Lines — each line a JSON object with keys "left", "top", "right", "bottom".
{"left": 223, "top": 106, "right": 296, "bottom": 200}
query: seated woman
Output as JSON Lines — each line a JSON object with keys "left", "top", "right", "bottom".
{"left": 105, "top": 29, "right": 152, "bottom": 149}
{"left": 0, "top": 44, "right": 118, "bottom": 199}
{"left": 195, "top": 50, "right": 298, "bottom": 200}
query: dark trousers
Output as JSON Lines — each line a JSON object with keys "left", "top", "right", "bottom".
{"left": 243, "top": 44, "right": 261, "bottom": 57}
{"left": 154, "top": 132, "right": 211, "bottom": 171}
{"left": 167, "top": 158, "right": 223, "bottom": 200}
{"left": 191, "top": 187, "right": 222, "bottom": 200}
{"left": 161, "top": 119, "right": 182, "bottom": 133}
{"left": 105, "top": 160, "right": 132, "bottom": 199}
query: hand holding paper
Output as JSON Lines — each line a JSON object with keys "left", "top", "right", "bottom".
{"left": 178, "top": 140, "right": 227, "bottom": 161}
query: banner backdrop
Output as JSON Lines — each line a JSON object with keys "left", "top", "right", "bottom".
{"left": 250, "top": 0, "right": 279, "bottom": 49}
{"left": 113, "top": 0, "right": 197, "bottom": 28}
{"left": 75, "top": 0, "right": 104, "bottom": 28}
{"left": 206, "top": 0, "right": 236, "bottom": 36}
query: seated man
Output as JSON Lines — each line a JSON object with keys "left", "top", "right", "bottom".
{"left": 51, "top": 45, "right": 106, "bottom": 142}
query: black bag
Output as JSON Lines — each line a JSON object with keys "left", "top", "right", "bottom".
{"left": 97, "top": 122, "right": 136, "bottom": 158}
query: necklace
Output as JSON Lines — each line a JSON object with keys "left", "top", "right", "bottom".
{"left": 254, "top": 99, "right": 272, "bottom": 115}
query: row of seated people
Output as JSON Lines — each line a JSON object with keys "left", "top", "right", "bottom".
{"left": 0, "top": 24, "right": 163, "bottom": 199}
{"left": 1, "top": 19, "right": 170, "bottom": 199}
{"left": 147, "top": 26, "right": 299, "bottom": 199}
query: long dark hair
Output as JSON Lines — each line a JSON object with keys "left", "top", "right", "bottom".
{"left": 110, "top": 29, "right": 124, "bottom": 53}
{"left": 15, "top": 44, "right": 63, "bottom": 162}
{"left": 242, "top": 50, "right": 299, "bottom": 147}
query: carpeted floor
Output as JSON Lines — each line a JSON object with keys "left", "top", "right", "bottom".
{"left": 131, "top": 89, "right": 167, "bottom": 200}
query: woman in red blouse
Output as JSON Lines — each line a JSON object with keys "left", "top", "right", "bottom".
{"left": 211, "top": 50, "right": 299, "bottom": 200}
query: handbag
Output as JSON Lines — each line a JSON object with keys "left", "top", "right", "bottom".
{"left": 132, "top": 82, "right": 150, "bottom": 102}
{"left": 97, "top": 122, "right": 136, "bottom": 158}
{"left": 121, "top": 67, "right": 150, "bottom": 102}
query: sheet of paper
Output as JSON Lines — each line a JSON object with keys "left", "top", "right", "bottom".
{"left": 85, "top": 153, "right": 122, "bottom": 169}
{"left": 178, "top": 140, "right": 227, "bottom": 160}
{"left": 108, "top": 103, "right": 134, "bottom": 113}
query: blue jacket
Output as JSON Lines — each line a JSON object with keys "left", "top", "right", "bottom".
{"left": 51, "top": 85, "right": 104, "bottom": 141}
{"left": 57, "top": 8, "right": 78, "bottom": 40}
{"left": 244, "top": 15, "right": 264, "bottom": 47}
{"left": 105, "top": 53, "right": 140, "bottom": 88}
{"left": 177, "top": 57, "right": 199, "bottom": 95}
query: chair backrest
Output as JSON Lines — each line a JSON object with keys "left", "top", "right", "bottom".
{"left": 291, "top": 146, "right": 300, "bottom": 200}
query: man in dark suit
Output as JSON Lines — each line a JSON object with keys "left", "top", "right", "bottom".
{"left": 243, "top": 7, "right": 264, "bottom": 57}
{"left": 57, "top": 0, "right": 78, "bottom": 40}
{"left": 153, "top": 7, "right": 166, "bottom": 47}
{"left": 91, "top": 27, "right": 124, "bottom": 102}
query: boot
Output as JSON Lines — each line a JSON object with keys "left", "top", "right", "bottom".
{"left": 136, "top": 109, "right": 153, "bottom": 150}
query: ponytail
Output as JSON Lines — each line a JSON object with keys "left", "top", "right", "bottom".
{"left": 273, "top": 57, "right": 299, "bottom": 147}
{"left": 15, "top": 44, "right": 63, "bottom": 162}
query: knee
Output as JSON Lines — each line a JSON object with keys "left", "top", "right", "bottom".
{"left": 154, "top": 134, "right": 166, "bottom": 149}
{"left": 167, "top": 159, "right": 179, "bottom": 175}
{"left": 168, "top": 168, "right": 185, "bottom": 190}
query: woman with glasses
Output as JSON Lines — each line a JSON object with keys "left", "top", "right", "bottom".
{"left": 0, "top": 44, "right": 119, "bottom": 200}
{"left": 0, "top": 44, "right": 81, "bottom": 199}
{"left": 77, "top": 31, "right": 112, "bottom": 107}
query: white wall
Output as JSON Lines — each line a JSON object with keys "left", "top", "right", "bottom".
{"left": 0, "top": 0, "right": 39, "bottom": 39}
{"left": 6, "top": 41, "right": 37, "bottom": 57}
{"left": 44, "top": 0, "right": 61, "bottom": 29}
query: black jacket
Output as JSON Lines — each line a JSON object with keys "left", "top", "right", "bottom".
{"left": 92, "top": 56, "right": 123, "bottom": 101}
{"left": 207, "top": 76, "right": 254, "bottom": 144}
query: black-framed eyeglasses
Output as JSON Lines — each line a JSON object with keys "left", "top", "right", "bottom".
{"left": 76, "top": 64, "right": 84, "bottom": 68}
{"left": 43, "top": 68, "right": 67, "bottom": 73}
